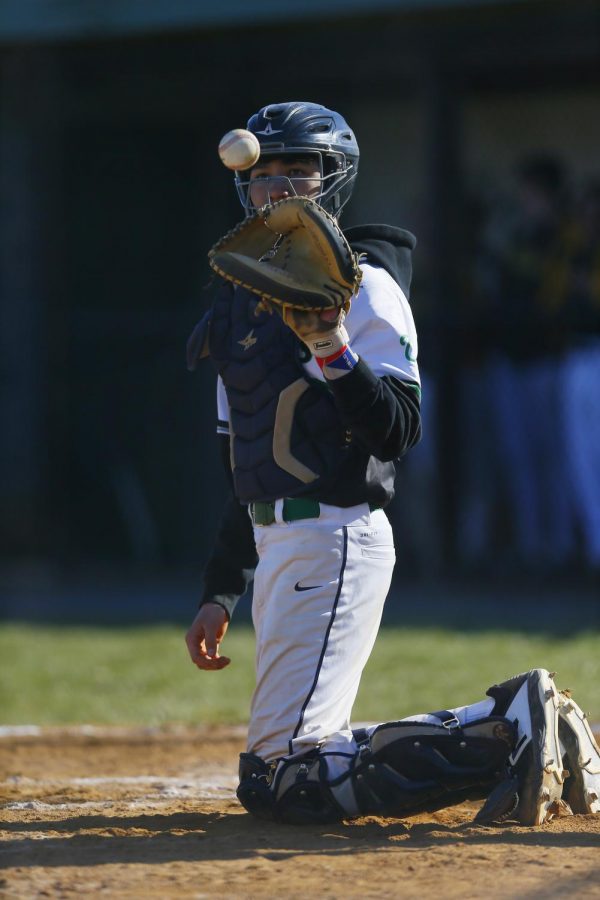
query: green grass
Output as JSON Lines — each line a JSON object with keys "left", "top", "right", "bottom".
{"left": 0, "top": 623, "right": 597, "bottom": 726}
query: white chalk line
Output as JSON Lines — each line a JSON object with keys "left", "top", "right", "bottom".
{"left": 3, "top": 794, "right": 234, "bottom": 813}
{"left": 0, "top": 725, "right": 42, "bottom": 737}
{"left": 3, "top": 775, "right": 237, "bottom": 788}
{"left": 1, "top": 774, "right": 239, "bottom": 812}
{"left": 0, "top": 724, "right": 248, "bottom": 739}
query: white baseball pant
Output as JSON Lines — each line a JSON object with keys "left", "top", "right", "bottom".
{"left": 248, "top": 502, "right": 395, "bottom": 762}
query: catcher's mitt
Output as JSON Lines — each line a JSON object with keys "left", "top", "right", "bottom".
{"left": 208, "top": 197, "right": 363, "bottom": 313}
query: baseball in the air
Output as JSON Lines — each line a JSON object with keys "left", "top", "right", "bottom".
{"left": 218, "top": 128, "right": 261, "bottom": 171}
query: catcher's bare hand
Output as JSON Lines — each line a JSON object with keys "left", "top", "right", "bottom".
{"left": 185, "top": 603, "right": 231, "bottom": 671}
{"left": 281, "top": 306, "right": 342, "bottom": 342}
{"left": 280, "top": 305, "right": 351, "bottom": 362}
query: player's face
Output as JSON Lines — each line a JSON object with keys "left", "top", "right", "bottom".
{"left": 248, "top": 157, "right": 322, "bottom": 207}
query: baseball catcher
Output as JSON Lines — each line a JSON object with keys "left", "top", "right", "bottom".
{"left": 185, "top": 101, "right": 600, "bottom": 826}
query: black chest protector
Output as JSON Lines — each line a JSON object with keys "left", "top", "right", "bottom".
{"left": 208, "top": 285, "right": 348, "bottom": 503}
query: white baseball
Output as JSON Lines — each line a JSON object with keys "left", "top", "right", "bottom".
{"left": 218, "top": 129, "right": 261, "bottom": 171}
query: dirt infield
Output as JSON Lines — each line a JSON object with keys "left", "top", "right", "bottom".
{"left": 1, "top": 727, "right": 599, "bottom": 899}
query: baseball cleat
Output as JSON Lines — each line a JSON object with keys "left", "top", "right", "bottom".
{"left": 481, "top": 668, "right": 568, "bottom": 825}
{"left": 558, "top": 692, "right": 600, "bottom": 815}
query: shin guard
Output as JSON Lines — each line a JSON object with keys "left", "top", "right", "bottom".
{"left": 337, "top": 716, "right": 517, "bottom": 817}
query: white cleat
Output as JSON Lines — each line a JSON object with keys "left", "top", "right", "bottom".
{"left": 483, "top": 668, "right": 568, "bottom": 826}
{"left": 510, "top": 669, "right": 567, "bottom": 825}
{"left": 558, "top": 692, "right": 600, "bottom": 815}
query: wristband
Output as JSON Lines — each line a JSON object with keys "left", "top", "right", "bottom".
{"left": 315, "top": 343, "right": 359, "bottom": 373}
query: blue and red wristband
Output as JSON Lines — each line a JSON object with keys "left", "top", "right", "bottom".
{"left": 316, "top": 343, "right": 359, "bottom": 374}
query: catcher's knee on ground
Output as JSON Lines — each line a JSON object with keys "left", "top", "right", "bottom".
{"left": 237, "top": 752, "right": 344, "bottom": 825}
{"left": 236, "top": 715, "right": 516, "bottom": 824}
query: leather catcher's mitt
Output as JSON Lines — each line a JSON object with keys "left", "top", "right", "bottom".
{"left": 208, "top": 197, "right": 362, "bottom": 313}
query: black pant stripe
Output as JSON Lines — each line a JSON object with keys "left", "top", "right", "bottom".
{"left": 288, "top": 526, "right": 349, "bottom": 755}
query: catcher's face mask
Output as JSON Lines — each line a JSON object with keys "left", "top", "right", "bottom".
{"left": 241, "top": 155, "right": 321, "bottom": 210}
{"left": 237, "top": 151, "right": 355, "bottom": 218}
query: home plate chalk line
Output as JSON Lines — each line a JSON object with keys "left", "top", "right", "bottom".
{"left": 2, "top": 774, "right": 239, "bottom": 806}
{"left": 0, "top": 724, "right": 248, "bottom": 739}
{"left": 0, "top": 724, "right": 243, "bottom": 818}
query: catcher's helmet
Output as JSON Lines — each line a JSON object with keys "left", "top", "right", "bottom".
{"left": 235, "top": 101, "right": 359, "bottom": 217}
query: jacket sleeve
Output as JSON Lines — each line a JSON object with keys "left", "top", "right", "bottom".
{"left": 327, "top": 360, "right": 422, "bottom": 461}
{"left": 199, "top": 435, "right": 258, "bottom": 619}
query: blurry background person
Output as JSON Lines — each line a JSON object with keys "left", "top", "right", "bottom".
{"left": 560, "top": 181, "right": 600, "bottom": 572}
{"left": 464, "top": 155, "right": 576, "bottom": 573}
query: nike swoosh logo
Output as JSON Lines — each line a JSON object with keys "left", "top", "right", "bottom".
{"left": 294, "top": 581, "right": 322, "bottom": 592}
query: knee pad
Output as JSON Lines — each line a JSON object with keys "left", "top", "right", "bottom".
{"left": 343, "top": 716, "right": 516, "bottom": 817}
{"left": 237, "top": 751, "right": 345, "bottom": 825}
{"left": 237, "top": 753, "right": 277, "bottom": 820}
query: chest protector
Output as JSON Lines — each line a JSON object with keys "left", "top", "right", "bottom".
{"left": 209, "top": 285, "right": 347, "bottom": 503}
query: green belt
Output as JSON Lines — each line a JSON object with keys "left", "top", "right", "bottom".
{"left": 250, "top": 498, "right": 380, "bottom": 526}
{"left": 251, "top": 498, "right": 320, "bottom": 526}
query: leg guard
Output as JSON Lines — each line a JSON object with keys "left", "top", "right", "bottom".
{"left": 238, "top": 717, "right": 516, "bottom": 824}
{"left": 237, "top": 751, "right": 345, "bottom": 825}
{"left": 336, "top": 716, "right": 517, "bottom": 817}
